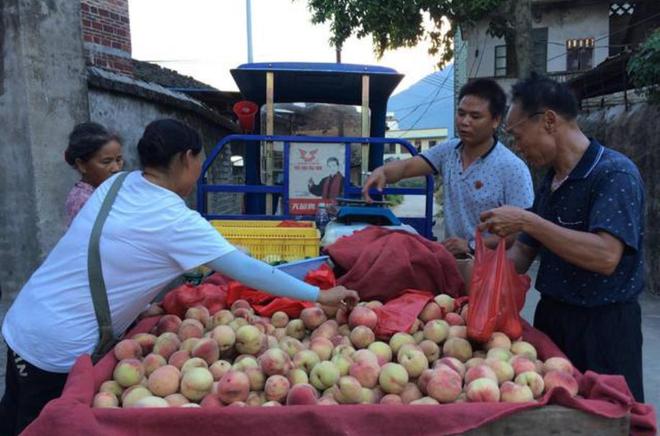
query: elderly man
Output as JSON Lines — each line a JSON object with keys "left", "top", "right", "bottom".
{"left": 480, "top": 74, "right": 645, "bottom": 402}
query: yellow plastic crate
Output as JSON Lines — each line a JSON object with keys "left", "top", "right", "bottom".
{"left": 210, "top": 220, "right": 319, "bottom": 262}
{"left": 211, "top": 220, "right": 315, "bottom": 228}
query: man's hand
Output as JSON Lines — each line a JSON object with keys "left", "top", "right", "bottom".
{"left": 362, "top": 167, "right": 387, "bottom": 202}
{"left": 442, "top": 237, "right": 469, "bottom": 256}
{"left": 479, "top": 206, "right": 531, "bottom": 237}
{"left": 317, "top": 286, "right": 359, "bottom": 309}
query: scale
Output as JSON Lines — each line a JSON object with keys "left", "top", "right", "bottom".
{"left": 321, "top": 197, "right": 418, "bottom": 247}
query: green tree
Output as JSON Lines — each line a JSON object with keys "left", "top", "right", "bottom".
{"left": 303, "top": 0, "right": 533, "bottom": 77}
{"left": 628, "top": 28, "right": 660, "bottom": 104}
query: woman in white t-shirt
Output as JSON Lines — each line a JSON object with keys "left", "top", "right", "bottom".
{"left": 0, "top": 119, "right": 358, "bottom": 435}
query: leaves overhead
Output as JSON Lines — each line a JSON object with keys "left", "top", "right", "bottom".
{"left": 304, "top": 0, "right": 506, "bottom": 67}
{"left": 628, "top": 28, "right": 660, "bottom": 104}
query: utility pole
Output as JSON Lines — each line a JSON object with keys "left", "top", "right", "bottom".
{"left": 246, "top": 0, "right": 254, "bottom": 63}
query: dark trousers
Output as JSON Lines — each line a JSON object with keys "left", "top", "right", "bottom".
{"left": 0, "top": 347, "right": 68, "bottom": 436}
{"left": 534, "top": 297, "right": 644, "bottom": 402}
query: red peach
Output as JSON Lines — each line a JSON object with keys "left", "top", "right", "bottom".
{"left": 264, "top": 374, "right": 290, "bottom": 403}
{"left": 543, "top": 370, "right": 578, "bottom": 397}
{"left": 466, "top": 378, "right": 501, "bottom": 402}
{"left": 300, "top": 306, "right": 327, "bottom": 330}
{"left": 154, "top": 314, "right": 182, "bottom": 335}
{"left": 348, "top": 306, "right": 378, "bottom": 330}
{"left": 131, "top": 333, "right": 157, "bottom": 355}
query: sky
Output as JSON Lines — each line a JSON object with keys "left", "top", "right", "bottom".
{"left": 129, "top": 0, "right": 444, "bottom": 95}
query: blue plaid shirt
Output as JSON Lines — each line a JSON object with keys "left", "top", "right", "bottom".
{"left": 520, "top": 139, "right": 645, "bottom": 307}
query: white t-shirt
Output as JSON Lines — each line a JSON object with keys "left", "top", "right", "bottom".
{"left": 2, "top": 171, "right": 235, "bottom": 372}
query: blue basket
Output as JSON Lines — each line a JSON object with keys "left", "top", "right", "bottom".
{"left": 275, "top": 256, "right": 330, "bottom": 280}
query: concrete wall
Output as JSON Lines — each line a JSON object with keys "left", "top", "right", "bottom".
{"left": 0, "top": 0, "right": 89, "bottom": 296}
{"left": 464, "top": 2, "right": 609, "bottom": 79}
{"left": 578, "top": 102, "right": 660, "bottom": 295}
{"left": 88, "top": 87, "right": 241, "bottom": 214}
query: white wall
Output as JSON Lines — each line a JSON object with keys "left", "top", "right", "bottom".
{"left": 463, "top": 2, "right": 609, "bottom": 78}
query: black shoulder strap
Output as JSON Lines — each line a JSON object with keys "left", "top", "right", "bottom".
{"left": 88, "top": 172, "right": 129, "bottom": 362}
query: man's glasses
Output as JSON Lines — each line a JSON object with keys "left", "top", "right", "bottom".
{"left": 502, "top": 111, "right": 545, "bottom": 133}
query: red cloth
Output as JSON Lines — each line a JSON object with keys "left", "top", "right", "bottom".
{"left": 372, "top": 290, "right": 434, "bottom": 339}
{"left": 23, "top": 317, "right": 656, "bottom": 436}
{"left": 326, "top": 227, "right": 465, "bottom": 301}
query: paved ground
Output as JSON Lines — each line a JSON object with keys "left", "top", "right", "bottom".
{"left": 1, "top": 195, "right": 658, "bottom": 414}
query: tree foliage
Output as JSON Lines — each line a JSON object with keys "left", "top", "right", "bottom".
{"left": 628, "top": 28, "right": 660, "bottom": 104}
{"left": 303, "top": 0, "right": 508, "bottom": 67}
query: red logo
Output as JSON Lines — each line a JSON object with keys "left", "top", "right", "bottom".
{"left": 299, "top": 148, "right": 318, "bottom": 162}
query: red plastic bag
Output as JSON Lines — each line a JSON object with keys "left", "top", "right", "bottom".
{"left": 372, "top": 290, "right": 434, "bottom": 339}
{"left": 467, "top": 232, "right": 530, "bottom": 342}
{"left": 162, "top": 283, "right": 227, "bottom": 318}
{"left": 304, "top": 264, "right": 336, "bottom": 290}
{"left": 226, "top": 282, "right": 314, "bottom": 318}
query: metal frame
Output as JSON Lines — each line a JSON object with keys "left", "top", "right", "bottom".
{"left": 197, "top": 134, "right": 436, "bottom": 239}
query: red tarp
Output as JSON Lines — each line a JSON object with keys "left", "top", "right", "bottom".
{"left": 23, "top": 316, "right": 657, "bottom": 436}
{"left": 326, "top": 227, "right": 466, "bottom": 301}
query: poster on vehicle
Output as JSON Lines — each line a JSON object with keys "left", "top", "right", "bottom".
{"left": 288, "top": 143, "right": 345, "bottom": 215}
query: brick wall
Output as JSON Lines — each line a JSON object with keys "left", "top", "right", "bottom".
{"left": 81, "top": 0, "right": 133, "bottom": 75}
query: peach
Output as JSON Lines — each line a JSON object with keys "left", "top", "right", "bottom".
{"left": 426, "top": 367, "right": 462, "bottom": 403}
{"left": 93, "top": 391, "right": 118, "bottom": 408}
{"left": 310, "top": 337, "right": 334, "bottom": 360}
{"left": 178, "top": 318, "right": 205, "bottom": 341}
{"left": 444, "top": 312, "right": 465, "bottom": 326}
{"left": 180, "top": 367, "right": 214, "bottom": 401}
{"left": 433, "top": 294, "right": 455, "bottom": 313}
{"left": 258, "top": 348, "right": 292, "bottom": 376}
{"left": 235, "top": 325, "right": 264, "bottom": 355}
{"left": 310, "top": 361, "right": 340, "bottom": 390}
{"left": 331, "top": 354, "right": 353, "bottom": 376}
{"left": 380, "top": 394, "right": 403, "bottom": 404}
{"left": 349, "top": 326, "right": 375, "bottom": 349}
{"left": 500, "top": 381, "right": 534, "bottom": 402}
{"left": 113, "top": 358, "right": 144, "bottom": 388}
{"left": 466, "top": 378, "right": 501, "bottom": 402}
{"left": 337, "top": 324, "right": 351, "bottom": 337}
{"left": 408, "top": 318, "right": 422, "bottom": 335}
{"left": 230, "top": 299, "right": 251, "bottom": 311}
{"left": 400, "top": 382, "right": 423, "bottom": 404}
{"left": 246, "top": 391, "right": 266, "bottom": 407}
{"left": 154, "top": 314, "right": 182, "bottom": 335}
{"left": 211, "top": 309, "right": 234, "bottom": 327}
{"left": 166, "top": 350, "right": 189, "bottom": 370}
{"left": 285, "top": 383, "right": 318, "bottom": 405}
{"left": 148, "top": 365, "right": 180, "bottom": 397}
{"left": 180, "top": 403, "right": 201, "bottom": 408}
{"left": 209, "top": 360, "right": 232, "bottom": 381}
{"left": 413, "top": 331, "right": 425, "bottom": 344}
{"left": 334, "top": 375, "right": 363, "bottom": 404}
{"left": 132, "top": 396, "right": 169, "bottom": 408}
{"left": 486, "top": 347, "right": 513, "bottom": 362}
{"left": 331, "top": 334, "right": 350, "bottom": 347}
{"left": 543, "top": 357, "right": 574, "bottom": 375}
{"left": 378, "top": 363, "right": 408, "bottom": 394}
{"left": 410, "top": 397, "right": 440, "bottom": 405}
{"left": 293, "top": 350, "right": 321, "bottom": 374}
{"left": 181, "top": 357, "right": 209, "bottom": 373}
{"left": 153, "top": 332, "right": 181, "bottom": 360}
{"left": 543, "top": 370, "right": 578, "bottom": 397}
{"left": 348, "top": 306, "right": 378, "bottom": 330}
{"left": 509, "top": 355, "right": 537, "bottom": 376}
{"left": 113, "top": 339, "right": 143, "bottom": 362}
{"left": 284, "top": 319, "right": 305, "bottom": 340}
{"left": 262, "top": 400, "right": 283, "bottom": 407}
{"left": 288, "top": 368, "right": 309, "bottom": 385}
{"left": 217, "top": 370, "right": 250, "bottom": 404}
{"left": 442, "top": 337, "right": 473, "bottom": 362}
{"left": 367, "top": 341, "right": 392, "bottom": 366}
{"left": 185, "top": 305, "right": 210, "bottom": 327}
{"left": 192, "top": 338, "right": 220, "bottom": 365}
{"left": 465, "top": 364, "right": 498, "bottom": 385}
{"left": 418, "top": 340, "right": 440, "bottom": 363}
{"left": 511, "top": 341, "right": 537, "bottom": 361}
{"left": 465, "top": 357, "right": 485, "bottom": 370}
{"left": 141, "top": 353, "right": 165, "bottom": 377}
{"left": 201, "top": 393, "right": 224, "bottom": 408}
{"left": 232, "top": 355, "right": 258, "bottom": 371}
{"left": 389, "top": 332, "right": 416, "bottom": 355}
{"left": 448, "top": 325, "right": 467, "bottom": 339}
{"left": 435, "top": 357, "right": 466, "bottom": 378}
{"left": 164, "top": 393, "right": 189, "bottom": 406}
{"left": 121, "top": 386, "right": 152, "bottom": 407}
{"left": 419, "top": 302, "right": 443, "bottom": 322}
{"left": 348, "top": 359, "right": 380, "bottom": 389}
{"left": 264, "top": 374, "right": 290, "bottom": 403}
{"left": 317, "top": 397, "right": 339, "bottom": 406}
{"left": 180, "top": 338, "right": 200, "bottom": 354}
{"left": 485, "top": 358, "right": 515, "bottom": 384}
{"left": 485, "top": 332, "right": 512, "bottom": 351}
{"left": 515, "top": 371, "right": 545, "bottom": 398}
{"left": 99, "top": 380, "right": 123, "bottom": 398}
{"left": 211, "top": 325, "right": 236, "bottom": 352}
{"left": 232, "top": 307, "right": 254, "bottom": 322}
{"left": 397, "top": 347, "right": 429, "bottom": 378}
{"left": 245, "top": 367, "right": 266, "bottom": 391}
{"left": 271, "top": 311, "right": 289, "bottom": 328}
{"left": 423, "top": 320, "right": 450, "bottom": 344}
{"left": 357, "top": 387, "right": 376, "bottom": 404}
{"left": 131, "top": 333, "right": 157, "bottom": 355}
{"left": 333, "top": 344, "right": 356, "bottom": 359}
{"left": 365, "top": 300, "right": 383, "bottom": 310}
{"left": 300, "top": 306, "right": 327, "bottom": 330}
{"left": 229, "top": 318, "right": 248, "bottom": 331}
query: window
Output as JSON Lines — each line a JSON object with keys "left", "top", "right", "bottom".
{"left": 494, "top": 45, "right": 507, "bottom": 77}
{"left": 566, "top": 38, "right": 594, "bottom": 71}
{"left": 532, "top": 28, "right": 548, "bottom": 73}
{"left": 414, "top": 140, "right": 422, "bottom": 152}
{"left": 429, "top": 140, "right": 437, "bottom": 148}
